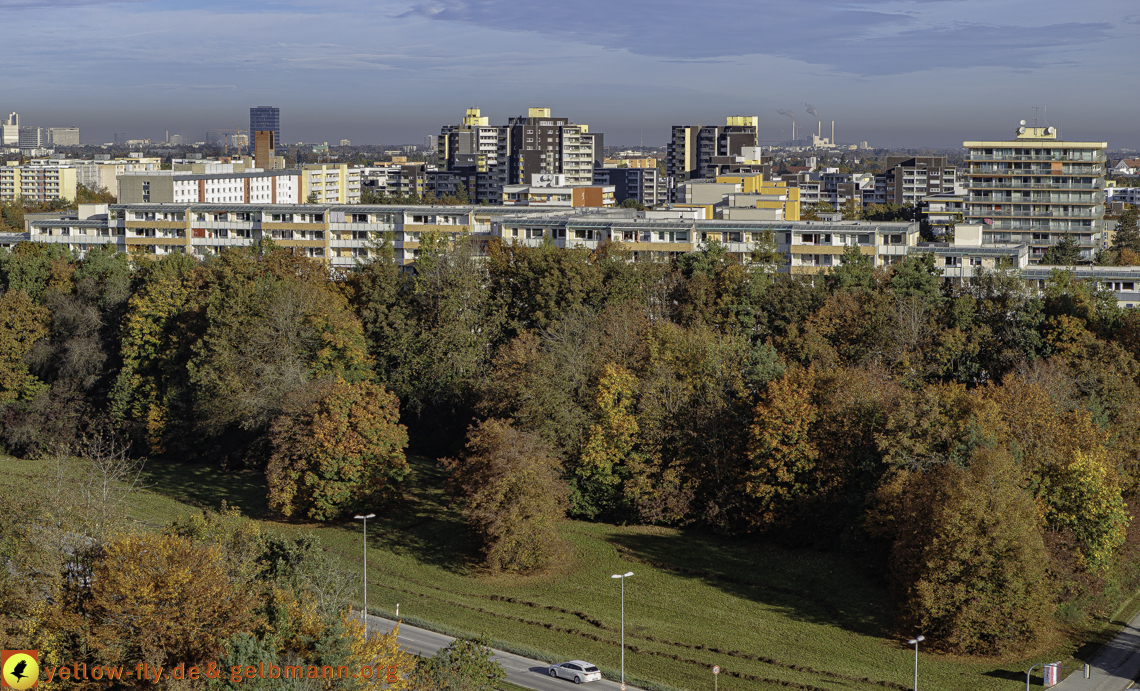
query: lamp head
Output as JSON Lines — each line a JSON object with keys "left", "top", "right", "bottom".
{"left": 354, "top": 514, "right": 376, "bottom": 520}
{"left": 624, "top": 571, "right": 634, "bottom": 577}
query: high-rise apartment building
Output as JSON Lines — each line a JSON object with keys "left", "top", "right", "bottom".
{"left": 593, "top": 166, "right": 664, "bottom": 207}
{"left": 437, "top": 108, "right": 506, "bottom": 204}
{"left": 0, "top": 164, "right": 77, "bottom": 202}
{"left": 250, "top": 106, "right": 280, "bottom": 147}
{"left": 870, "top": 156, "right": 959, "bottom": 206}
{"left": 964, "top": 125, "right": 1106, "bottom": 263}
{"left": 501, "top": 108, "right": 602, "bottom": 187}
{"left": 666, "top": 117, "right": 759, "bottom": 201}
{"left": 438, "top": 108, "right": 502, "bottom": 174}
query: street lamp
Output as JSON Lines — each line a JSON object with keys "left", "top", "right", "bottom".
{"left": 906, "top": 635, "right": 925, "bottom": 691}
{"left": 611, "top": 572, "right": 634, "bottom": 687}
{"left": 354, "top": 513, "right": 376, "bottom": 640}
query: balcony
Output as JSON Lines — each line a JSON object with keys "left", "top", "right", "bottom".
{"left": 966, "top": 181, "right": 1102, "bottom": 190}
{"left": 969, "top": 153, "right": 1106, "bottom": 163}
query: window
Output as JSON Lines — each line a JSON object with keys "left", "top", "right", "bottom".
{"left": 944, "top": 256, "right": 961, "bottom": 267}
{"left": 970, "top": 257, "right": 983, "bottom": 266}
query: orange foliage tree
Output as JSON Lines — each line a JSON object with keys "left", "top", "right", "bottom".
{"left": 267, "top": 379, "right": 409, "bottom": 520}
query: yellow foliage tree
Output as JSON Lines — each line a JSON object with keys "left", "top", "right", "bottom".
{"left": 82, "top": 531, "right": 259, "bottom": 670}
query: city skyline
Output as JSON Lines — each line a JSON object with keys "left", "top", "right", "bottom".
{"left": 2, "top": 0, "right": 1137, "bottom": 148}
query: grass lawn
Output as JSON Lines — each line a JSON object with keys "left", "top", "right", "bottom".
{"left": 1, "top": 454, "right": 1121, "bottom": 691}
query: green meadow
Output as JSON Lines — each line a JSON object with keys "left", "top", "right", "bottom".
{"left": 3, "top": 454, "right": 1127, "bottom": 691}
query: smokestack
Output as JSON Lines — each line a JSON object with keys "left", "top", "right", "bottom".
{"left": 818, "top": 121, "right": 821, "bottom": 137}
{"left": 792, "top": 121, "right": 795, "bottom": 141}
{"left": 831, "top": 121, "right": 834, "bottom": 144}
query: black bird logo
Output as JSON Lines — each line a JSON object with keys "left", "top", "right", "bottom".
{"left": 9, "top": 659, "right": 28, "bottom": 683}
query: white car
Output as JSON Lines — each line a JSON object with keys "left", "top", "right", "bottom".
{"left": 547, "top": 660, "right": 602, "bottom": 684}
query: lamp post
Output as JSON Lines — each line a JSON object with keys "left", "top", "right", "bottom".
{"left": 611, "top": 571, "right": 634, "bottom": 687}
{"left": 906, "top": 636, "right": 925, "bottom": 691}
{"left": 354, "top": 513, "right": 375, "bottom": 640}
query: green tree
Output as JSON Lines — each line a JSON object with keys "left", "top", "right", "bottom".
{"left": 306, "top": 191, "right": 319, "bottom": 203}
{"left": 267, "top": 379, "right": 409, "bottom": 520}
{"left": 827, "top": 245, "right": 876, "bottom": 293}
{"left": 0, "top": 241, "right": 76, "bottom": 302}
{"left": 1111, "top": 208, "right": 1140, "bottom": 262}
{"left": 1041, "top": 234, "right": 1083, "bottom": 265}
{"left": 888, "top": 252, "right": 943, "bottom": 302}
{"left": 409, "top": 636, "right": 505, "bottom": 691}
{"left": 442, "top": 418, "right": 567, "bottom": 572}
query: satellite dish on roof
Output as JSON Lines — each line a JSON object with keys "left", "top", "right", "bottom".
{"left": 1046, "top": 126, "right": 1056, "bottom": 134}
{"left": 1018, "top": 127, "right": 1026, "bottom": 134}
{"left": 1020, "top": 120, "right": 1026, "bottom": 125}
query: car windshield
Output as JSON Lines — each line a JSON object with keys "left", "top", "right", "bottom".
{"left": 584, "top": 666, "right": 599, "bottom": 672}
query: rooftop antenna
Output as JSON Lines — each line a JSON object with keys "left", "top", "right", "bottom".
{"left": 1032, "top": 107, "right": 1042, "bottom": 127}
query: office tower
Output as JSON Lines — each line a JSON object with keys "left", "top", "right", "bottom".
{"left": 19, "top": 127, "right": 48, "bottom": 148}
{"left": 114, "top": 133, "right": 127, "bottom": 145}
{"left": 254, "top": 130, "right": 275, "bottom": 170}
{"left": 49, "top": 127, "right": 80, "bottom": 146}
{"left": 424, "top": 135, "right": 435, "bottom": 152}
{"left": 250, "top": 106, "right": 281, "bottom": 148}
{"left": 964, "top": 124, "right": 1106, "bottom": 263}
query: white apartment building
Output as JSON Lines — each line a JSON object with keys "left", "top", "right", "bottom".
{"left": 118, "top": 170, "right": 300, "bottom": 204}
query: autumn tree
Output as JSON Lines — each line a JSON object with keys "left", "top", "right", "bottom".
{"left": 575, "top": 363, "right": 641, "bottom": 519}
{"left": 0, "top": 289, "right": 49, "bottom": 401}
{"left": 76, "top": 531, "right": 259, "bottom": 672}
{"left": 889, "top": 448, "right": 1055, "bottom": 655}
{"left": 267, "top": 379, "right": 409, "bottom": 520}
{"left": 743, "top": 366, "right": 820, "bottom": 529}
{"left": 444, "top": 419, "right": 567, "bottom": 572}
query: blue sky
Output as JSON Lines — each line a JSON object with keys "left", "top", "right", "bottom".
{"left": 2, "top": 0, "right": 1137, "bottom": 148}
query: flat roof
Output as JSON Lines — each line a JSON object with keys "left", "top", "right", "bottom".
{"left": 963, "top": 140, "right": 1107, "bottom": 148}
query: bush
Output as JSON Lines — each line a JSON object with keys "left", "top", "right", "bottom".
{"left": 443, "top": 419, "right": 567, "bottom": 572}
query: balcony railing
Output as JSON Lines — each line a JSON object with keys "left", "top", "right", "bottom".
{"left": 966, "top": 181, "right": 1102, "bottom": 190}
{"left": 969, "top": 154, "right": 1106, "bottom": 163}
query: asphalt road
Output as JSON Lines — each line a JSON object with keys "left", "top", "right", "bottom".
{"left": 1054, "top": 607, "right": 1140, "bottom": 691}
{"left": 365, "top": 613, "right": 641, "bottom": 691}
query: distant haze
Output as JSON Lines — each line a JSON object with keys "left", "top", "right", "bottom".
{"left": 3, "top": 0, "right": 1137, "bottom": 148}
